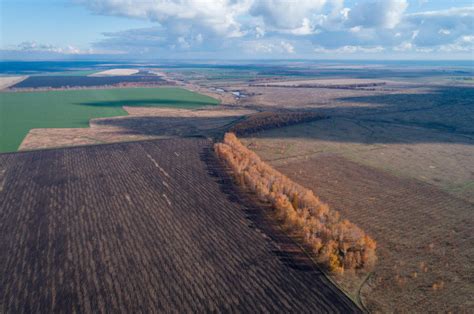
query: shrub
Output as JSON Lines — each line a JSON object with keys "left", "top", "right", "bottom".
{"left": 215, "top": 132, "right": 377, "bottom": 273}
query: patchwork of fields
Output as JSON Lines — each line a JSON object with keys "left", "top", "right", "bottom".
{"left": 0, "top": 88, "right": 219, "bottom": 152}
{"left": 0, "top": 138, "right": 359, "bottom": 313}
{"left": 1, "top": 61, "right": 473, "bottom": 311}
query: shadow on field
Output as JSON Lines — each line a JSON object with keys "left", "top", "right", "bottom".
{"left": 92, "top": 115, "right": 238, "bottom": 138}
{"left": 84, "top": 86, "right": 474, "bottom": 146}
{"left": 200, "top": 145, "right": 326, "bottom": 273}
{"left": 337, "top": 86, "right": 473, "bottom": 109}
{"left": 246, "top": 86, "right": 474, "bottom": 145}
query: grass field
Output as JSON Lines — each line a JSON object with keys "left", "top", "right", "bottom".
{"left": 0, "top": 87, "right": 219, "bottom": 153}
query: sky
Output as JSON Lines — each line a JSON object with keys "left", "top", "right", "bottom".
{"left": 0, "top": 0, "right": 473, "bottom": 60}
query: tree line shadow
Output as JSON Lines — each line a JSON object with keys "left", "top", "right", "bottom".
{"left": 86, "top": 85, "right": 474, "bottom": 145}
{"left": 92, "top": 115, "right": 237, "bottom": 138}
{"left": 250, "top": 86, "right": 474, "bottom": 145}
{"left": 336, "top": 86, "right": 473, "bottom": 108}
{"left": 199, "top": 144, "right": 362, "bottom": 311}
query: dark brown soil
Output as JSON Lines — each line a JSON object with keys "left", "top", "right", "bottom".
{"left": 0, "top": 139, "right": 360, "bottom": 313}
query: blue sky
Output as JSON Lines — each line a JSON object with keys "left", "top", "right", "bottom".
{"left": 1, "top": 0, "right": 473, "bottom": 60}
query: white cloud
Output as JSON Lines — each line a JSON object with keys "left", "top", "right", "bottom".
{"left": 404, "top": 7, "right": 474, "bottom": 47}
{"left": 280, "top": 41, "right": 295, "bottom": 53}
{"left": 393, "top": 41, "right": 413, "bottom": 51}
{"left": 347, "top": 0, "right": 408, "bottom": 29}
{"left": 349, "top": 26, "right": 362, "bottom": 33}
{"left": 255, "top": 26, "right": 265, "bottom": 38}
{"left": 314, "top": 45, "right": 385, "bottom": 54}
{"left": 77, "top": 0, "right": 252, "bottom": 38}
{"left": 242, "top": 40, "right": 295, "bottom": 54}
{"left": 248, "top": 42, "right": 274, "bottom": 53}
{"left": 438, "top": 29, "right": 451, "bottom": 35}
{"left": 393, "top": 35, "right": 474, "bottom": 53}
{"left": 13, "top": 41, "right": 93, "bottom": 54}
{"left": 250, "top": 0, "right": 326, "bottom": 31}
{"left": 72, "top": 0, "right": 473, "bottom": 57}
{"left": 439, "top": 35, "right": 474, "bottom": 52}
{"left": 288, "top": 18, "right": 315, "bottom": 36}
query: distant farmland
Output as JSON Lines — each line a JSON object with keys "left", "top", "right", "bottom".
{"left": 0, "top": 138, "right": 359, "bottom": 312}
{"left": 11, "top": 75, "right": 166, "bottom": 89}
{"left": 0, "top": 88, "right": 219, "bottom": 152}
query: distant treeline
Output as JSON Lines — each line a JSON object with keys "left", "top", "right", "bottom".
{"left": 215, "top": 133, "right": 377, "bottom": 274}
{"left": 230, "top": 111, "right": 326, "bottom": 136}
{"left": 250, "top": 82, "right": 386, "bottom": 90}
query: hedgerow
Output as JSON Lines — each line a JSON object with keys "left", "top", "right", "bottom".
{"left": 215, "top": 133, "right": 376, "bottom": 274}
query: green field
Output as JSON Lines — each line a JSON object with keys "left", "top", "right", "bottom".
{"left": 0, "top": 87, "right": 219, "bottom": 153}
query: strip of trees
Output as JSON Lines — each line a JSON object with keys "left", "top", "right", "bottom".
{"left": 230, "top": 111, "right": 326, "bottom": 136}
{"left": 215, "top": 133, "right": 376, "bottom": 274}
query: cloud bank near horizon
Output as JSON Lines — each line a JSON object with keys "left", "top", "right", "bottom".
{"left": 2, "top": 0, "right": 473, "bottom": 59}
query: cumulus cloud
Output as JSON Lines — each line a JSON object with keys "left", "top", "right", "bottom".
{"left": 249, "top": 0, "right": 326, "bottom": 34}
{"left": 76, "top": 0, "right": 252, "bottom": 38}
{"left": 393, "top": 41, "right": 413, "bottom": 52}
{"left": 93, "top": 26, "right": 219, "bottom": 56}
{"left": 72, "top": 0, "right": 473, "bottom": 57}
{"left": 404, "top": 7, "right": 474, "bottom": 47}
{"left": 242, "top": 40, "right": 295, "bottom": 54}
{"left": 347, "top": 0, "right": 408, "bottom": 29}
{"left": 439, "top": 35, "right": 474, "bottom": 52}
{"left": 280, "top": 41, "right": 295, "bottom": 53}
{"left": 314, "top": 45, "right": 384, "bottom": 54}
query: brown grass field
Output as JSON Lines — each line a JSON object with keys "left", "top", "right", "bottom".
{"left": 0, "top": 138, "right": 360, "bottom": 313}
{"left": 234, "top": 84, "right": 474, "bottom": 202}
{"left": 267, "top": 155, "right": 473, "bottom": 312}
{"left": 239, "top": 109, "right": 473, "bottom": 311}
{"left": 233, "top": 81, "right": 474, "bottom": 312}
{"left": 19, "top": 108, "right": 255, "bottom": 151}
{"left": 241, "top": 117, "right": 474, "bottom": 203}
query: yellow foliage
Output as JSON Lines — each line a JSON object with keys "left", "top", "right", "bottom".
{"left": 215, "top": 133, "right": 377, "bottom": 273}
{"left": 329, "top": 253, "right": 344, "bottom": 274}
{"left": 291, "top": 193, "right": 299, "bottom": 211}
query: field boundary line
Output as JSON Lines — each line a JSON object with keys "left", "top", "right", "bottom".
{"left": 208, "top": 146, "right": 366, "bottom": 313}
{"left": 271, "top": 220, "right": 369, "bottom": 313}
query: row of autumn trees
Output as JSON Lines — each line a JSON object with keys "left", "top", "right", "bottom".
{"left": 215, "top": 133, "right": 377, "bottom": 274}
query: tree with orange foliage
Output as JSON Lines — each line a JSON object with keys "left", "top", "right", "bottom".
{"left": 215, "top": 132, "right": 377, "bottom": 273}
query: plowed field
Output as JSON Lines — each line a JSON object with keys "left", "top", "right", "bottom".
{"left": 0, "top": 138, "right": 359, "bottom": 313}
